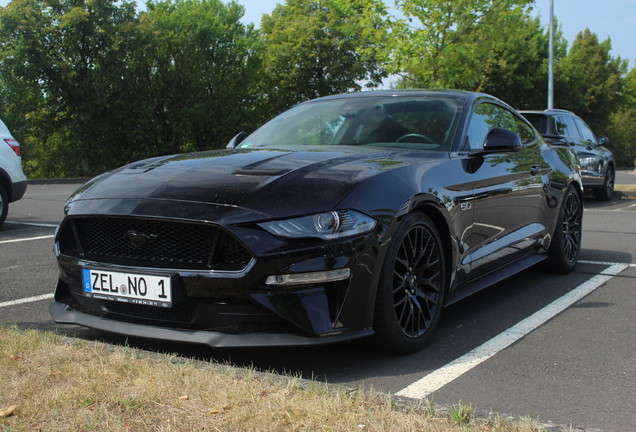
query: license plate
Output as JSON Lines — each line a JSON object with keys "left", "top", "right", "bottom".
{"left": 82, "top": 269, "right": 172, "bottom": 307}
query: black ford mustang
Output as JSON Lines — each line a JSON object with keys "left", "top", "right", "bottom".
{"left": 50, "top": 90, "right": 583, "bottom": 354}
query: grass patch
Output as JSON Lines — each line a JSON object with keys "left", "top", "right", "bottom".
{"left": 0, "top": 325, "right": 544, "bottom": 431}
{"left": 449, "top": 400, "right": 473, "bottom": 424}
{"left": 615, "top": 184, "right": 636, "bottom": 191}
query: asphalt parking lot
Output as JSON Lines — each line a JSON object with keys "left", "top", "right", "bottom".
{"left": 1, "top": 175, "right": 635, "bottom": 431}
{"left": 616, "top": 169, "right": 636, "bottom": 185}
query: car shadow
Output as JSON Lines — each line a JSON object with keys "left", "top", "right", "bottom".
{"left": 579, "top": 248, "right": 632, "bottom": 265}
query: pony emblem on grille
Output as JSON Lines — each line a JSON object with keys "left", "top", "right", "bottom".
{"left": 123, "top": 230, "right": 158, "bottom": 250}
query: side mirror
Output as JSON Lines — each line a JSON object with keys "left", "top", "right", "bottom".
{"left": 226, "top": 131, "right": 246, "bottom": 149}
{"left": 482, "top": 127, "right": 522, "bottom": 152}
{"left": 598, "top": 136, "right": 609, "bottom": 146}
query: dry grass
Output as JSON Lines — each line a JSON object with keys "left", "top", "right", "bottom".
{"left": 615, "top": 184, "right": 636, "bottom": 191}
{"left": 0, "top": 325, "right": 543, "bottom": 432}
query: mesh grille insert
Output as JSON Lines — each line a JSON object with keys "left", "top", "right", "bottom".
{"left": 58, "top": 217, "right": 252, "bottom": 271}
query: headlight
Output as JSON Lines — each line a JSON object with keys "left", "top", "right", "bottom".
{"left": 258, "top": 210, "right": 377, "bottom": 240}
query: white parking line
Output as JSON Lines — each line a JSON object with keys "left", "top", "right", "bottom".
{"left": 0, "top": 293, "right": 54, "bottom": 309}
{"left": 0, "top": 265, "right": 21, "bottom": 271}
{"left": 396, "top": 261, "right": 630, "bottom": 400}
{"left": 0, "top": 235, "right": 54, "bottom": 244}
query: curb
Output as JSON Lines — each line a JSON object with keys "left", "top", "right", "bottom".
{"left": 614, "top": 189, "right": 636, "bottom": 198}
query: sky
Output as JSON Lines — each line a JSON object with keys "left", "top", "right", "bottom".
{"left": 0, "top": 0, "right": 633, "bottom": 70}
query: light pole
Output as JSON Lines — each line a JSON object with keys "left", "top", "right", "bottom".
{"left": 548, "top": 0, "right": 554, "bottom": 109}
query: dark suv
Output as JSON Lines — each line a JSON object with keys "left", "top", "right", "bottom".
{"left": 520, "top": 109, "right": 615, "bottom": 200}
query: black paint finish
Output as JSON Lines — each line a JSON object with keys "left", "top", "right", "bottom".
{"left": 51, "top": 90, "right": 583, "bottom": 352}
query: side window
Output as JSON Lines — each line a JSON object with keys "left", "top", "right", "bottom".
{"left": 574, "top": 117, "right": 597, "bottom": 145}
{"left": 465, "top": 103, "right": 535, "bottom": 149}
{"left": 511, "top": 116, "right": 535, "bottom": 145}
{"left": 465, "top": 105, "right": 492, "bottom": 150}
{"left": 556, "top": 116, "right": 580, "bottom": 139}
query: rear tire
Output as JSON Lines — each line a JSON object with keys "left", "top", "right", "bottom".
{"left": 546, "top": 186, "right": 582, "bottom": 274}
{"left": 0, "top": 184, "right": 8, "bottom": 228}
{"left": 368, "top": 212, "right": 446, "bottom": 354}
{"left": 594, "top": 165, "right": 614, "bottom": 201}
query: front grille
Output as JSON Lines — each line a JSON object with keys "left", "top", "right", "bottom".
{"left": 58, "top": 217, "right": 252, "bottom": 271}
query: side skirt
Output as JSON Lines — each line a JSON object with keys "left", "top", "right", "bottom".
{"left": 446, "top": 254, "right": 548, "bottom": 307}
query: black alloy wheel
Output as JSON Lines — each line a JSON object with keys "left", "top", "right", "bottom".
{"left": 594, "top": 165, "right": 614, "bottom": 201}
{"left": 547, "top": 186, "right": 582, "bottom": 274}
{"left": 370, "top": 212, "right": 446, "bottom": 354}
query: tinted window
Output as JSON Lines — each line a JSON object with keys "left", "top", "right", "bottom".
{"left": 240, "top": 97, "right": 464, "bottom": 151}
{"left": 465, "top": 103, "right": 535, "bottom": 149}
{"left": 556, "top": 116, "right": 580, "bottom": 139}
{"left": 574, "top": 117, "right": 597, "bottom": 144}
{"left": 522, "top": 113, "right": 548, "bottom": 134}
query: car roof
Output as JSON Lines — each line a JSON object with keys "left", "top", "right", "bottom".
{"left": 519, "top": 109, "right": 576, "bottom": 116}
{"left": 308, "top": 89, "right": 492, "bottom": 105}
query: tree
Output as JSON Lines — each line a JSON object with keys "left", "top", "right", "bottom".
{"left": 606, "top": 67, "right": 636, "bottom": 167}
{"left": 0, "top": 0, "right": 142, "bottom": 177}
{"left": 476, "top": 15, "right": 568, "bottom": 109}
{"left": 0, "top": 0, "right": 265, "bottom": 177}
{"left": 140, "top": 0, "right": 264, "bottom": 153}
{"left": 384, "top": 0, "right": 533, "bottom": 89}
{"left": 555, "top": 29, "right": 627, "bottom": 132}
{"left": 260, "top": 0, "right": 387, "bottom": 115}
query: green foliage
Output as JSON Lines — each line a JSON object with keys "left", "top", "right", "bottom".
{"left": 0, "top": 0, "right": 634, "bottom": 177}
{"left": 449, "top": 399, "right": 473, "bottom": 424}
{"left": 622, "top": 66, "right": 636, "bottom": 107}
{"left": 555, "top": 29, "right": 628, "bottom": 131}
{"left": 477, "top": 16, "right": 567, "bottom": 109}
{"left": 607, "top": 108, "right": 636, "bottom": 168}
{"left": 0, "top": 0, "right": 263, "bottom": 178}
{"left": 606, "top": 67, "right": 636, "bottom": 167}
{"left": 260, "top": 0, "right": 387, "bottom": 114}
{"left": 140, "top": 0, "right": 264, "bottom": 154}
{"left": 387, "top": 0, "right": 534, "bottom": 89}
{"left": 0, "top": 0, "right": 144, "bottom": 177}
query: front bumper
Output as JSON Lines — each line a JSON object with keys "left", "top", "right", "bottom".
{"left": 10, "top": 180, "right": 27, "bottom": 202}
{"left": 53, "top": 212, "right": 389, "bottom": 346}
{"left": 49, "top": 301, "right": 373, "bottom": 348}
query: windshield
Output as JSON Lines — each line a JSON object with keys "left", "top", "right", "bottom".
{"left": 239, "top": 96, "right": 464, "bottom": 151}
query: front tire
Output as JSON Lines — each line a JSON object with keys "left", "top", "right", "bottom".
{"left": 594, "top": 165, "right": 614, "bottom": 201}
{"left": 546, "top": 186, "right": 582, "bottom": 274}
{"left": 369, "top": 213, "right": 446, "bottom": 354}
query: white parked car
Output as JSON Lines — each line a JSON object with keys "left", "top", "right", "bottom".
{"left": 0, "top": 118, "right": 27, "bottom": 227}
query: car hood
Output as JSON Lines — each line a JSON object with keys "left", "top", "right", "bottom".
{"left": 66, "top": 147, "right": 442, "bottom": 223}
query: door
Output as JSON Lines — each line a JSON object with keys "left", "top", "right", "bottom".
{"left": 463, "top": 102, "right": 548, "bottom": 278}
